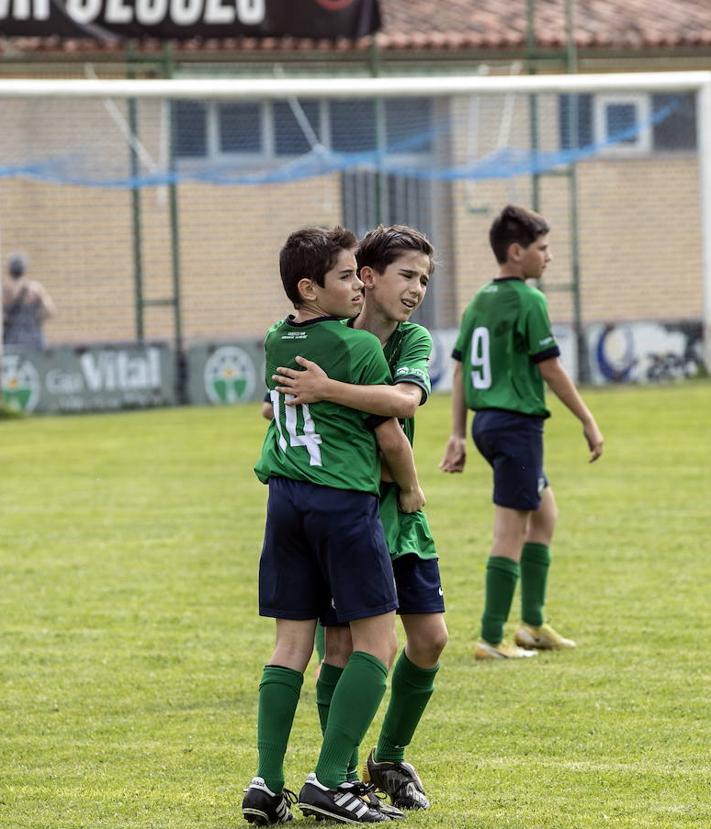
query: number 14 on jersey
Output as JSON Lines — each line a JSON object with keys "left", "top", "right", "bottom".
{"left": 270, "top": 390, "right": 323, "bottom": 466}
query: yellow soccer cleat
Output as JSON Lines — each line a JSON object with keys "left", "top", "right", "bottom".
{"left": 474, "top": 639, "right": 538, "bottom": 660}
{"left": 514, "top": 623, "right": 576, "bottom": 651}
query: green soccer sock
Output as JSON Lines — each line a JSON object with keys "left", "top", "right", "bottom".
{"left": 316, "top": 662, "right": 359, "bottom": 781}
{"left": 315, "top": 651, "right": 388, "bottom": 789}
{"left": 256, "top": 665, "right": 303, "bottom": 794}
{"left": 316, "top": 662, "right": 343, "bottom": 734}
{"left": 481, "top": 556, "right": 520, "bottom": 645}
{"left": 375, "top": 650, "right": 439, "bottom": 764}
{"left": 314, "top": 622, "right": 325, "bottom": 663}
{"left": 520, "top": 542, "right": 551, "bottom": 627}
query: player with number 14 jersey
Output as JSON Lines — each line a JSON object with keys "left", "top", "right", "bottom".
{"left": 255, "top": 316, "right": 391, "bottom": 495}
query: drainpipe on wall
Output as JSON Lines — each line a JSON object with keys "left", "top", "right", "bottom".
{"left": 698, "top": 77, "right": 711, "bottom": 374}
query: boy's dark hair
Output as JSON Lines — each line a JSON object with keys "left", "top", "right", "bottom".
{"left": 489, "top": 205, "right": 550, "bottom": 265}
{"left": 279, "top": 226, "right": 357, "bottom": 307}
{"left": 356, "top": 224, "right": 435, "bottom": 276}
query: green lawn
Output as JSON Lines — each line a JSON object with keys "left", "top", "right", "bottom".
{"left": 2, "top": 382, "right": 710, "bottom": 828}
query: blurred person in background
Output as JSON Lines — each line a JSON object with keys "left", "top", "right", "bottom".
{"left": 2, "top": 253, "right": 56, "bottom": 349}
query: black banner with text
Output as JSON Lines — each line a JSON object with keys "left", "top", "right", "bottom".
{"left": 0, "top": 0, "right": 381, "bottom": 40}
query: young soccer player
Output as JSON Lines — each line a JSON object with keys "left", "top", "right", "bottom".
{"left": 273, "top": 224, "right": 447, "bottom": 811}
{"left": 242, "top": 226, "right": 425, "bottom": 825}
{"left": 440, "top": 204, "right": 604, "bottom": 659}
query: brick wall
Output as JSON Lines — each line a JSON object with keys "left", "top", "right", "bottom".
{"left": 1, "top": 92, "right": 704, "bottom": 349}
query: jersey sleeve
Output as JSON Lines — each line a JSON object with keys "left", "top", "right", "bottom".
{"left": 520, "top": 290, "right": 560, "bottom": 363}
{"left": 393, "top": 325, "right": 432, "bottom": 405}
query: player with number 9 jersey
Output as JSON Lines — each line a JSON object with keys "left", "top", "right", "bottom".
{"left": 452, "top": 277, "right": 560, "bottom": 418}
{"left": 255, "top": 316, "right": 392, "bottom": 495}
{"left": 442, "top": 205, "right": 603, "bottom": 662}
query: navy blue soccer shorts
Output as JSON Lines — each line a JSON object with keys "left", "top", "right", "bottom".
{"left": 392, "top": 554, "right": 445, "bottom": 615}
{"left": 471, "top": 408, "right": 550, "bottom": 511}
{"left": 259, "top": 476, "right": 398, "bottom": 625}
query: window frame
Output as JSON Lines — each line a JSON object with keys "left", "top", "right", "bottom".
{"left": 593, "top": 93, "right": 652, "bottom": 156}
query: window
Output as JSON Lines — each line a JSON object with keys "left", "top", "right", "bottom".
{"left": 173, "top": 97, "right": 434, "bottom": 162}
{"left": 385, "top": 97, "right": 433, "bottom": 152}
{"left": 273, "top": 101, "right": 321, "bottom": 156}
{"left": 652, "top": 93, "right": 697, "bottom": 151}
{"left": 559, "top": 92, "right": 697, "bottom": 155}
{"left": 173, "top": 101, "right": 208, "bottom": 158}
{"left": 594, "top": 94, "right": 651, "bottom": 153}
{"left": 218, "top": 104, "right": 262, "bottom": 154}
{"left": 330, "top": 99, "right": 377, "bottom": 153}
{"left": 559, "top": 94, "right": 593, "bottom": 151}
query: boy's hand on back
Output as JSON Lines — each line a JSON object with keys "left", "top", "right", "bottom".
{"left": 398, "top": 484, "right": 426, "bottom": 514}
{"left": 583, "top": 418, "right": 604, "bottom": 462}
{"left": 440, "top": 436, "right": 467, "bottom": 473}
{"left": 273, "top": 355, "right": 329, "bottom": 405}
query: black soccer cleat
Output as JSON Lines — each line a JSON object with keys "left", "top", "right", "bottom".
{"left": 298, "top": 772, "right": 390, "bottom": 823}
{"left": 360, "top": 785, "right": 406, "bottom": 821}
{"left": 363, "top": 749, "right": 430, "bottom": 810}
{"left": 242, "top": 776, "right": 296, "bottom": 825}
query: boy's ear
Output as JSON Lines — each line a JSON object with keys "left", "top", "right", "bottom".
{"left": 297, "top": 276, "right": 317, "bottom": 303}
{"left": 508, "top": 242, "right": 523, "bottom": 263}
{"left": 359, "top": 265, "right": 377, "bottom": 289}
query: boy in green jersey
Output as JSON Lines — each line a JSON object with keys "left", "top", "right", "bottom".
{"left": 273, "top": 225, "right": 447, "bottom": 810}
{"left": 440, "top": 204, "right": 604, "bottom": 660}
{"left": 243, "top": 226, "right": 426, "bottom": 825}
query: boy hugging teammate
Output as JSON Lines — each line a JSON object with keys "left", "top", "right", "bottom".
{"left": 243, "top": 226, "right": 425, "bottom": 825}
{"left": 273, "top": 225, "right": 447, "bottom": 813}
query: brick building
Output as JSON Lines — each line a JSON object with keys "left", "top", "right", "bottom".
{"left": 1, "top": 0, "right": 710, "bottom": 353}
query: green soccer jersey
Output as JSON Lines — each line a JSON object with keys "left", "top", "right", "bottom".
{"left": 382, "top": 320, "right": 432, "bottom": 447}
{"left": 453, "top": 277, "right": 560, "bottom": 417}
{"left": 255, "top": 315, "right": 391, "bottom": 495}
{"left": 379, "top": 321, "right": 437, "bottom": 562}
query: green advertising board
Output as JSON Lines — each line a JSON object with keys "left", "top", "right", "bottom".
{"left": 1, "top": 344, "right": 176, "bottom": 414}
{"left": 186, "top": 341, "right": 264, "bottom": 406}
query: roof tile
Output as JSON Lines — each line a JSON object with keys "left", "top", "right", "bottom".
{"left": 1, "top": 0, "right": 710, "bottom": 55}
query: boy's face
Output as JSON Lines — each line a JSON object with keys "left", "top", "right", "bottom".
{"left": 518, "top": 234, "right": 552, "bottom": 279}
{"left": 360, "top": 249, "right": 431, "bottom": 323}
{"left": 307, "top": 247, "right": 364, "bottom": 318}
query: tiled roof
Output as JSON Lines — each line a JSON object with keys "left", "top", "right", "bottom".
{"left": 2, "top": 0, "right": 711, "bottom": 56}
{"left": 379, "top": 0, "right": 711, "bottom": 51}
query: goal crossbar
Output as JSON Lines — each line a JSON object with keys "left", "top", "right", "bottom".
{"left": 0, "top": 71, "right": 709, "bottom": 99}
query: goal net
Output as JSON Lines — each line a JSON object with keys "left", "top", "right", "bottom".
{"left": 1, "top": 71, "right": 709, "bottom": 402}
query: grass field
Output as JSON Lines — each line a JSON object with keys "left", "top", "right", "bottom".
{"left": 2, "top": 382, "right": 710, "bottom": 829}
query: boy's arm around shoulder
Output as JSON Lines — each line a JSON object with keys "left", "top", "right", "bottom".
{"left": 538, "top": 356, "right": 604, "bottom": 462}
{"left": 342, "top": 323, "right": 432, "bottom": 417}
{"left": 375, "top": 418, "right": 426, "bottom": 513}
{"left": 273, "top": 355, "right": 422, "bottom": 418}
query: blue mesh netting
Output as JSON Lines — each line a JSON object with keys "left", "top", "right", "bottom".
{"left": 0, "top": 98, "right": 680, "bottom": 189}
